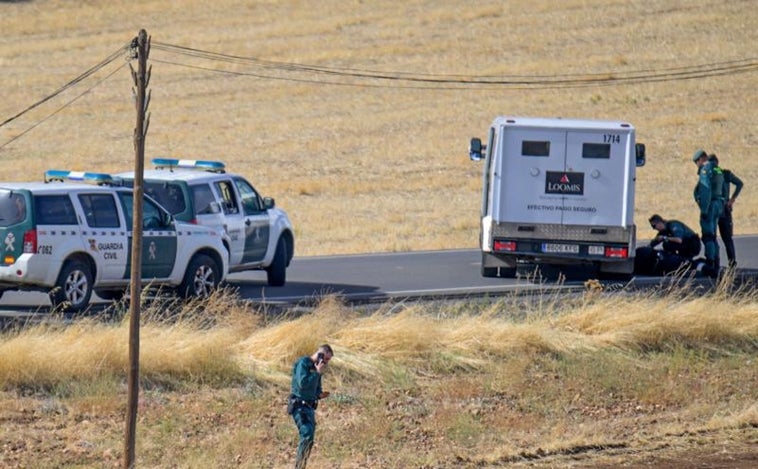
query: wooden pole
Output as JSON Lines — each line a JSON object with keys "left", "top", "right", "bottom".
{"left": 124, "top": 28, "right": 151, "bottom": 469}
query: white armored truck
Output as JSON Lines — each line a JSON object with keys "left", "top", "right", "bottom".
{"left": 469, "top": 116, "right": 646, "bottom": 278}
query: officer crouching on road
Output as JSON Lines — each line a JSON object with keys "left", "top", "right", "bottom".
{"left": 635, "top": 214, "right": 701, "bottom": 275}
{"left": 288, "top": 344, "right": 333, "bottom": 469}
{"left": 648, "top": 214, "right": 701, "bottom": 259}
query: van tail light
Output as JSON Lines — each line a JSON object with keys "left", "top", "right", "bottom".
{"left": 188, "top": 218, "right": 198, "bottom": 225}
{"left": 494, "top": 240, "right": 517, "bottom": 252}
{"left": 605, "top": 246, "right": 628, "bottom": 258}
{"left": 23, "top": 229, "right": 37, "bottom": 254}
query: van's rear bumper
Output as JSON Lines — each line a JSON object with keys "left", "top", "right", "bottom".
{"left": 481, "top": 221, "right": 636, "bottom": 273}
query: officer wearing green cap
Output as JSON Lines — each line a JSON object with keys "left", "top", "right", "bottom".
{"left": 692, "top": 149, "right": 724, "bottom": 276}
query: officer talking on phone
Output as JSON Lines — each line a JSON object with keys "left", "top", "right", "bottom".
{"left": 288, "top": 344, "right": 334, "bottom": 469}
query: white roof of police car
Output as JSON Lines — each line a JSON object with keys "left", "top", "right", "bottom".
{"left": 116, "top": 169, "right": 232, "bottom": 183}
{"left": 0, "top": 181, "right": 127, "bottom": 192}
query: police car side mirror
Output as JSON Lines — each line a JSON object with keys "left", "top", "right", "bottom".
{"left": 635, "top": 143, "right": 646, "bottom": 167}
{"left": 209, "top": 201, "right": 221, "bottom": 214}
{"left": 263, "top": 197, "right": 275, "bottom": 210}
{"left": 470, "top": 137, "right": 484, "bottom": 161}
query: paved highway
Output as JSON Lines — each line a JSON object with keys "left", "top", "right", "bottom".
{"left": 1, "top": 236, "right": 756, "bottom": 313}
{"left": 228, "top": 236, "right": 758, "bottom": 304}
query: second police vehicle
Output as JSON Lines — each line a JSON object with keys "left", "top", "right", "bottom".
{"left": 115, "top": 159, "right": 295, "bottom": 286}
{"left": 0, "top": 171, "right": 229, "bottom": 312}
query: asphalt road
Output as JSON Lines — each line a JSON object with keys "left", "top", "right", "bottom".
{"left": 228, "top": 235, "right": 758, "bottom": 305}
{"left": 1, "top": 236, "right": 756, "bottom": 314}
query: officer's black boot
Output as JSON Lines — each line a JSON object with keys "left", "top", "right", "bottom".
{"left": 704, "top": 260, "right": 719, "bottom": 279}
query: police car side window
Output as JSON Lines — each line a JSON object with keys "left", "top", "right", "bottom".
{"left": 214, "top": 181, "right": 240, "bottom": 215}
{"left": 191, "top": 184, "right": 217, "bottom": 215}
{"left": 117, "top": 193, "right": 167, "bottom": 230}
{"left": 0, "top": 193, "right": 27, "bottom": 226}
{"left": 144, "top": 182, "right": 186, "bottom": 216}
{"left": 142, "top": 198, "right": 165, "bottom": 230}
{"left": 233, "top": 177, "right": 262, "bottom": 216}
{"left": 79, "top": 194, "right": 120, "bottom": 228}
{"left": 35, "top": 195, "right": 78, "bottom": 225}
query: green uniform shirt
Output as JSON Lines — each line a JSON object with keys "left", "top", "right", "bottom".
{"left": 290, "top": 356, "right": 322, "bottom": 401}
{"left": 693, "top": 160, "right": 724, "bottom": 215}
{"left": 650, "top": 219, "right": 698, "bottom": 248}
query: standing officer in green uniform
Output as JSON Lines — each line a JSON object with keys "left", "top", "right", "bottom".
{"left": 709, "top": 154, "right": 744, "bottom": 268}
{"left": 692, "top": 149, "right": 724, "bottom": 276}
{"left": 288, "top": 344, "right": 333, "bottom": 469}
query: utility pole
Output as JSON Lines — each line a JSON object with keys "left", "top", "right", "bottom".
{"left": 124, "top": 28, "right": 150, "bottom": 469}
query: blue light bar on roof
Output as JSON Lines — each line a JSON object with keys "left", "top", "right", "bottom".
{"left": 152, "top": 158, "right": 226, "bottom": 173}
{"left": 45, "top": 170, "right": 116, "bottom": 185}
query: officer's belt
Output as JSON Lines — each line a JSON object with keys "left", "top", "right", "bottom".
{"left": 289, "top": 395, "right": 317, "bottom": 409}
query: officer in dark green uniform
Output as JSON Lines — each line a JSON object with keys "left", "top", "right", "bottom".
{"left": 288, "top": 344, "right": 333, "bottom": 469}
{"left": 648, "top": 214, "right": 701, "bottom": 259}
{"left": 692, "top": 149, "right": 724, "bottom": 276}
{"left": 709, "top": 154, "right": 744, "bottom": 267}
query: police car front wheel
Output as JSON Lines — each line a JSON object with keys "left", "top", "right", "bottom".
{"left": 180, "top": 254, "right": 220, "bottom": 298}
{"left": 51, "top": 260, "right": 94, "bottom": 312}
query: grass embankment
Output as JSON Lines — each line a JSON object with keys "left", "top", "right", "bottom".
{"left": 1, "top": 280, "right": 756, "bottom": 468}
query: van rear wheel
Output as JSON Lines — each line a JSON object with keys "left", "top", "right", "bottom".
{"left": 51, "top": 260, "right": 93, "bottom": 312}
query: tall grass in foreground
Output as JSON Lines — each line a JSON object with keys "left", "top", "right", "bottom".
{"left": 0, "top": 280, "right": 756, "bottom": 467}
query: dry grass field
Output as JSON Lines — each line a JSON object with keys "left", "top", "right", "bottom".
{"left": 1, "top": 0, "right": 756, "bottom": 256}
{"left": 1, "top": 1, "right": 757, "bottom": 468}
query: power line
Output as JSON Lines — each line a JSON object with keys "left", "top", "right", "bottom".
{"left": 0, "top": 62, "right": 128, "bottom": 150}
{"left": 2, "top": 39, "right": 756, "bottom": 149}
{"left": 0, "top": 43, "right": 131, "bottom": 130}
{"left": 151, "top": 41, "right": 758, "bottom": 89}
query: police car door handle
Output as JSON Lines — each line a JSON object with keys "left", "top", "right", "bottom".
{"left": 245, "top": 218, "right": 251, "bottom": 226}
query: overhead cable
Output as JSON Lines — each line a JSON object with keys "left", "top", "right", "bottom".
{"left": 0, "top": 43, "right": 131, "bottom": 129}
{"left": 151, "top": 41, "right": 758, "bottom": 89}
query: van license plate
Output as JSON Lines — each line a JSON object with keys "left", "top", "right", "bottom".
{"left": 542, "top": 243, "right": 579, "bottom": 254}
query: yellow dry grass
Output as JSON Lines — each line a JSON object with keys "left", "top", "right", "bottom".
{"left": 1, "top": 0, "right": 756, "bottom": 256}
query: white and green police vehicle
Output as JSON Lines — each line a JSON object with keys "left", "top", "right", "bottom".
{"left": 0, "top": 171, "right": 229, "bottom": 312}
{"left": 470, "top": 116, "right": 646, "bottom": 278}
{"left": 115, "top": 159, "right": 294, "bottom": 286}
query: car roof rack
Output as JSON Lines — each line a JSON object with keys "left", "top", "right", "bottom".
{"left": 152, "top": 158, "right": 226, "bottom": 173}
{"left": 44, "top": 170, "right": 119, "bottom": 186}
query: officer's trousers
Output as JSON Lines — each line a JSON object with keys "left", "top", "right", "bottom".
{"left": 292, "top": 405, "right": 316, "bottom": 469}
{"left": 699, "top": 199, "right": 724, "bottom": 266}
{"left": 718, "top": 206, "right": 736, "bottom": 264}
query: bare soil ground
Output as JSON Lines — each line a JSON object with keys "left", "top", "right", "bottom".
{"left": 1, "top": 387, "right": 756, "bottom": 468}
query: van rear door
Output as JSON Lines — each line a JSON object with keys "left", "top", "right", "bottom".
{"left": 498, "top": 127, "right": 566, "bottom": 224}
{"left": 563, "top": 130, "right": 631, "bottom": 227}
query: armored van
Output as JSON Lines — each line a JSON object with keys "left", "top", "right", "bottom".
{"left": 469, "top": 116, "right": 646, "bottom": 278}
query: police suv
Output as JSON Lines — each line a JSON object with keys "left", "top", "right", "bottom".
{"left": 115, "top": 159, "right": 294, "bottom": 286}
{"left": 0, "top": 171, "right": 229, "bottom": 312}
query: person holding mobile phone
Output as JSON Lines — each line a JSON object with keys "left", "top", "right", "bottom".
{"left": 288, "top": 344, "right": 333, "bottom": 469}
